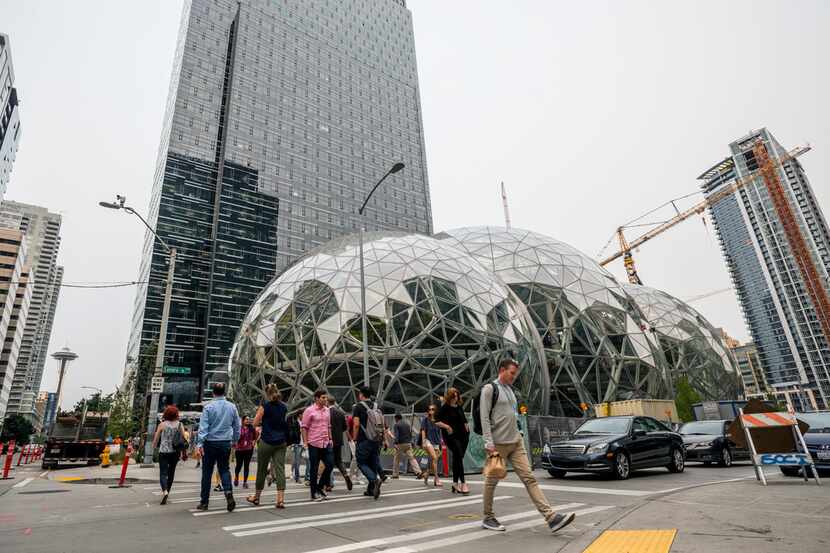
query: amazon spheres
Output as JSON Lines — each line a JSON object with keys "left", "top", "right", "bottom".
{"left": 229, "top": 227, "right": 740, "bottom": 416}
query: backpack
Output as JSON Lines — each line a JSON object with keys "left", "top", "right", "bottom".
{"left": 171, "top": 423, "right": 188, "bottom": 452}
{"left": 472, "top": 382, "right": 500, "bottom": 435}
{"left": 287, "top": 415, "right": 301, "bottom": 446}
{"left": 360, "top": 401, "right": 385, "bottom": 442}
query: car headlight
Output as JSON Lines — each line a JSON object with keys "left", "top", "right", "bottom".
{"left": 543, "top": 444, "right": 551, "bottom": 454}
{"left": 587, "top": 442, "right": 608, "bottom": 455}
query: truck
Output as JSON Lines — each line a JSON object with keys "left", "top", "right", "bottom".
{"left": 41, "top": 414, "right": 108, "bottom": 470}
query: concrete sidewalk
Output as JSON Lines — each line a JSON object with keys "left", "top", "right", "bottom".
{"left": 561, "top": 475, "right": 830, "bottom": 552}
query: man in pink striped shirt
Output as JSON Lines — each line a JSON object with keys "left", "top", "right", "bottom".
{"left": 301, "top": 389, "right": 334, "bottom": 501}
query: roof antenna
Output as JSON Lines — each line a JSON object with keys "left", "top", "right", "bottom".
{"left": 500, "top": 181, "right": 512, "bottom": 229}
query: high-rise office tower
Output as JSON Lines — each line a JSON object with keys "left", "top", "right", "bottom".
{"left": 0, "top": 201, "right": 63, "bottom": 421}
{"left": 125, "top": 0, "right": 432, "bottom": 410}
{"left": 0, "top": 227, "right": 29, "bottom": 420}
{"left": 699, "top": 129, "right": 830, "bottom": 410}
{"left": 0, "top": 33, "right": 21, "bottom": 200}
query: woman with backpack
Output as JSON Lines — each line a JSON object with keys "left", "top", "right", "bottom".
{"left": 246, "top": 384, "right": 289, "bottom": 508}
{"left": 234, "top": 415, "right": 256, "bottom": 488}
{"left": 436, "top": 388, "right": 470, "bottom": 494}
{"left": 152, "top": 405, "right": 188, "bottom": 505}
{"left": 419, "top": 404, "right": 443, "bottom": 487}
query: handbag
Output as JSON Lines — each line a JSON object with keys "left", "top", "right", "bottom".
{"left": 483, "top": 452, "right": 507, "bottom": 480}
{"left": 172, "top": 423, "right": 188, "bottom": 452}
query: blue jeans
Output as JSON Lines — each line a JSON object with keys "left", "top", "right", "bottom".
{"left": 356, "top": 440, "right": 383, "bottom": 486}
{"left": 307, "top": 445, "right": 334, "bottom": 497}
{"left": 200, "top": 441, "right": 232, "bottom": 505}
{"left": 291, "top": 444, "right": 304, "bottom": 482}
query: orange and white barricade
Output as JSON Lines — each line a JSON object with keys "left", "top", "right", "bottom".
{"left": 739, "top": 408, "right": 820, "bottom": 486}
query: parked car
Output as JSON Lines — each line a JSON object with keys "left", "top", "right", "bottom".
{"left": 540, "top": 415, "right": 686, "bottom": 480}
{"left": 678, "top": 419, "right": 748, "bottom": 467}
{"left": 781, "top": 411, "right": 830, "bottom": 477}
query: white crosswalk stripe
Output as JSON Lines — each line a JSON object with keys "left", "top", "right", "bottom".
{"left": 293, "top": 503, "right": 587, "bottom": 553}
{"left": 465, "top": 479, "right": 652, "bottom": 497}
{"left": 377, "top": 505, "right": 614, "bottom": 553}
{"left": 230, "top": 495, "right": 512, "bottom": 537}
{"left": 172, "top": 486, "right": 311, "bottom": 503}
{"left": 192, "top": 487, "right": 437, "bottom": 516}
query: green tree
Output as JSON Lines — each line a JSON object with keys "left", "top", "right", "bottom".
{"left": 72, "top": 392, "right": 114, "bottom": 414}
{"left": 1, "top": 414, "right": 35, "bottom": 445}
{"left": 107, "top": 391, "right": 135, "bottom": 440}
{"left": 675, "top": 376, "right": 702, "bottom": 422}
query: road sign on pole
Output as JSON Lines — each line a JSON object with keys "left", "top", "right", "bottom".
{"left": 150, "top": 377, "right": 164, "bottom": 394}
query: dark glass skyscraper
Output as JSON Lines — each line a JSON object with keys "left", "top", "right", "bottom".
{"left": 699, "top": 129, "right": 830, "bottom": 410}
{"left": 125, "top": 0, "right": 433, "bottom": 411}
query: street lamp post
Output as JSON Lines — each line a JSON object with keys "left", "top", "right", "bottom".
{"left": 357, "top": 163, "right": 405, "bottom": 388}
{"left": 99, "top": 196, "right": 176, "bottom": 466}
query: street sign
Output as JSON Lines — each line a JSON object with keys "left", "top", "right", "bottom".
{"left": 150, "top": 377, "right": 164, "bottom": 393}
{"left": 163, "top": 365, "right": 190, "bottom": 375}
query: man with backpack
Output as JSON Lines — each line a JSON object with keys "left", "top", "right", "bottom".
{"left": 479, "top": 359, "right": 575, "bottom": 534}
{"left": 351, "top": 386, "right": 385, "bottom": 499}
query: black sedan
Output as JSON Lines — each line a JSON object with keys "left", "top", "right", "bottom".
{"left": 678, "top": 419, "right": 748, "bottom": 467}
{"left": 540, "top": 415, "right": 686, "bottom": 480}
{"left": 781, "top": 411, "right": 830, "bottom": 477}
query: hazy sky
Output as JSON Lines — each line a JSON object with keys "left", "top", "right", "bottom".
{"left": 3, "top": 1, "right": 828, "bottom": 410}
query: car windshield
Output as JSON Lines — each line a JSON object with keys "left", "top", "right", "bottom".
{"left": 679, "top": 421, "right": 724, "bottom": 435}
{"left": 574, "top": 418, "right": 631, "bottom": 435}
{"left": 796, "top": 413, "right": 830, "bottom": 433}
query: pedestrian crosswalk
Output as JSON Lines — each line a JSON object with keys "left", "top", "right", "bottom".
{"left": 180, "top": 481, "right": 615, "bottom": 551}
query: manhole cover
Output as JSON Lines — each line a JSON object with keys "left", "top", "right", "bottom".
{"left": 448, "top": 514, "right": 479, "bottom": 521}
{"left": 60, "top": 477, "right": 153, "bottom": 485}
{"left": 18, "top": 490, "right": 71, "bottom": 494}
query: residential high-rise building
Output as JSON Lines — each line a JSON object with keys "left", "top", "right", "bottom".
{"left": 729, "top": 342, "right": 770, "bottom": 398}
{"left": 125, "top": 0, "right": 432, "bottom": 411}
{"left": 0, "top": 33, "right": 21, "bottom": 200}
{"left": 0, "top": 227, "right": 29, "bottom": 420}
{"left": 40, "top": 391, "right": 57, "bottom": 432}
{"left": 699, "top": 128, "right": 830, "bottom": 410}
{"left": 0, "top": 201, "right": 63, "bottom": 421}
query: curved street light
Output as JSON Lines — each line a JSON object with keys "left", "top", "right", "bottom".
{"left": 357, "top": 163, "right": 405, "bottom": 388}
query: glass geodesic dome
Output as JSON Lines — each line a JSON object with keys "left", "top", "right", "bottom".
{"left": 621, "top": 283, "right": 741, "bottom": 401}
{"left": 229, "top": 232, "right": 549, "bottom": 415}
{"left": 437, "top": 227, "right": 670, "bottom": 416}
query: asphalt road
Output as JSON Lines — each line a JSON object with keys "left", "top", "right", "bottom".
{"left": 0, "top": 456, "right": 789, "bottom": 553}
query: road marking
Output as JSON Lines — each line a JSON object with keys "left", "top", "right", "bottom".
{"left": 296, "top": 503, "right": 586, "bottom": 553}
{"left": 378, "top": 505, "right": 614, "bottom": 553}
{"left": 583, "top": 528, "right": 677, "bottom": 553}
{"left": 194, "top": 487, "right": 438, "bottom": 516}
{"left": 465, "top": 480, "right": 652, "bottom": 497}
{"left": 169, "top": 487, "right": 312, "bottom": 501}
{"left": 230, "top": 495, "right": 512, "bottom": 537}
{"left": 12, "top": 478, "right": 34, "bottom": 489}
{"left": 654, "top": 476, "right": 756, "bottom": 494}
{"left": 38, "top": 471, "right": 48, "bottom": 478}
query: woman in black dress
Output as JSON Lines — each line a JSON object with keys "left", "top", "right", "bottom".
{"left": 436, "top": 387, "right": 470, "bottom": 494}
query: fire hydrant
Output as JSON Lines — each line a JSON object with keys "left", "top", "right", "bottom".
{"left": 100, "top": 447, "right": 111, "bottom": 468}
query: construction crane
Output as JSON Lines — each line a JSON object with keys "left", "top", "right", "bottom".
{"left": 500, "top": 181, "right": 512, "bottom": 229}
{"left": 599, "top": 142, "right": 812, "bottom": 286}
{"left": 685, "top": 287, "right": 734, "bottom": 304}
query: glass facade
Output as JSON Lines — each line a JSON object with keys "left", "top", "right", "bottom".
{"left": 229, "top": 232, "right": 548, "bottom": 415}
{"left": 231, "top": 227, "right": 738, "bottom": 415}
{"left": 126, "top": 0, "right": 433, "bottom": 411}
{"left": 0, "top": 33, "right": 21, "bottom": 201}
{"left": 699, "top": 128, "right": 830, "bottom": 409}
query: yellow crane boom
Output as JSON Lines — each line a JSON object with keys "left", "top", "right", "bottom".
{"left": 599, "top": 143, "right": 811, "bottom": 284}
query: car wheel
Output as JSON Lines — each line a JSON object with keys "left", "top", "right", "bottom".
{"left": 718, "top": 447, "right": 732, "bottom": 467}
{"left": 547, "top": 469, "right": 566, "bottom": 478}
{"left": 667, "top": 447, "right": 685, "bottom": 473}
{"left": 613, "top": 452, "right": 630, "bottom": 480}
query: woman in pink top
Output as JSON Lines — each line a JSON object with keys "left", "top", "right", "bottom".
{"left": 301, "top": 390, "right": 334, "bottom": 501}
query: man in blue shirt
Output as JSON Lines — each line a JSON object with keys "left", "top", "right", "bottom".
{"left": 196, "top": 382, "right": 241, "bottom": 511}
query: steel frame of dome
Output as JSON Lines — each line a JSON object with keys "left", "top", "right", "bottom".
{"left": 437, "top": 227, "right": 671, "bottom": 416}
{"left": 229, "top": 232, "right": 549, "bottom": 416}
{"left": 621, "top": 283, "right": 741, "bottom": 401}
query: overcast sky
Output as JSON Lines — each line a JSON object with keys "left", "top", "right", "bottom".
{"left": 3, "top": 0, "right": 828, "bottom": 410}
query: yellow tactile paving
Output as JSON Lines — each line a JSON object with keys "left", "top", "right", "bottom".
{"left": 584, "top": 529, "right": 677, "bottom": 553}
